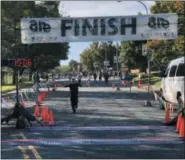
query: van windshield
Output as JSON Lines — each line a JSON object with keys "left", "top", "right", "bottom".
{"left": 176, "top": 63, "right": 185, "bottom": 77}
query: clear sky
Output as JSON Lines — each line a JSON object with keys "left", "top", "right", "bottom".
{"left": 59, "top": 1, "right": 155, "bottom": 65}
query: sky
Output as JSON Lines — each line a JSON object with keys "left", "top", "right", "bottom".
{"left": 59, "top": 1, "right": 155, "bottom": 65}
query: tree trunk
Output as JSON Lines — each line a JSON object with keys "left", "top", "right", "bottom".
{"left": 29, "top": 70, "right": 32, "bottom": 81}
{"left": 12, "top": 69, "right": 16, "bottom": 85}
{"left": 19, "top": 68, "right": 25, "bottom": 76}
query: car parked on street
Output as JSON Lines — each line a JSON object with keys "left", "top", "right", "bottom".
{"left": 159, "top": 57, "right": 184, "bottom": 104}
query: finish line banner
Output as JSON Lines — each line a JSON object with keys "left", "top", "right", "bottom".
{"left": 21, "top": 13, "right": 178, "bottom": 44}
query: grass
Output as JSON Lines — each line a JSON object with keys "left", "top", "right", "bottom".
{"left": 1, "top": 81, "right": 34, "bottom": 92}
{"left": 133, "top": 76, "right": 161, "bottom": 89}
{"left": 154, "top": 80, "right": 161, "bottom": 87}
{"left": 1, "top": 85, "right": 16, "bottom": 92}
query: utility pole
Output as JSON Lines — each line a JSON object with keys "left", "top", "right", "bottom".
{"left": 117, "top": 0, "right": 152, "bottom": 106}
{"left": 116, "top": 42, "right": 119, "bottom": 76}
{"left": 105, "top": 43, "right": 108, "bottom": 70}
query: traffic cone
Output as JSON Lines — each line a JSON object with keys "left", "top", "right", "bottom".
{"left": 41, "top": 92, "right": 44, "bottom": 100}
{"left": 138, "top": 80, "right": 141, "bottom": 88}
{"left": 164, "top": 102, "right": 171, "bottom": 124}
{"left": 41, "top": 107, "right": 47, "bottom": 121}
{"left": 33, "top": 104, "right": 40, "bottom": 117}
{"left": 37, "top": 95, "right": 42, "bottom": 104}
{"left": 42, "top": 92, "right": 46, "bottom": 100}
{"left": 43, "top": 107, "right": 49, "bottom": 123}
{"left": 48, "top": 110, "right": 55, "bottom": 126}
{"left": 179, "top": 117, "right": 185, "bottom": 138}
{"left": 176, "top": 113, "right": 183, "bottom": 132}
{"left": 45, "top": 109, "right": 50, "bottom": 123}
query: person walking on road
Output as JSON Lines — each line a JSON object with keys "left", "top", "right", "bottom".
{"left": 104, "top": 71, "right": 109, "bottom": 85}
{"left": 77, "top": 72, "right": 82, "bottom": 85}
{"left": 93, "top": 72, "right": 97, "bottom": 82}
{"left": 99, "top": 72, "right": 102, "bottom": 81}
{"left": 65, "top": 78, "right": 81, "bottom": 113}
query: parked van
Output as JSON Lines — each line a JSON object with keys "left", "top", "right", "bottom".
{"left": 160, "top": 57, "right": 184, "bottom": 104}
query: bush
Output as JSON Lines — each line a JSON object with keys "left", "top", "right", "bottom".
{"left": 151, "top": 72, "right": 160, "bottom": 77}
{"left": 19, "top": 76, "right": 29, "bottom": 83}
{"left": 139, "top": 73, "right": 148, "bottom": 79}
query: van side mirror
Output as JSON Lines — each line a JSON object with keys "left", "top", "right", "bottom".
{"left": 159, "top": 70, "right": 165, "bottom": 77}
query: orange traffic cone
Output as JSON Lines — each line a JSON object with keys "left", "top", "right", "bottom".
{"left": 41, "top": 92, "right": 44, "bottom": 101}
{"left": 138, "top": 80, "right": 141, "bottom": 88}
{"left": 48, "top": 110, "right": 55, "bottom": 126}
{"left": 164, "top": 102, "right": 171, "bottom": 124}
{"left": 45, "top": 109, "right": 50, "bottom": 123}
{"left": 43, "top": 107, "right": 49, "bottom": 123}
{"left": 179, "top": 117, "right": 185, "bottom": 138}
{"left": 176, "top": 113, "right": 183, "bottom": 132}
{"left": 33, "top": 104, "right": 40, "bottom": 117}
{"left": 37, "top": 95, "right": 42, "bottom": 104}
{"left": 41, "top": 107, "right": 46, "bottom": 121}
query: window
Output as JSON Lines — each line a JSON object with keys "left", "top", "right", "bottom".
{"left": 176, "top": 63, "right": 185, "bottom": 77}
{"left": 169, "top": 65, "right": 177, "bottom": 77}
{"left": 164, "top": 68, "right": 169, "bottom": 77}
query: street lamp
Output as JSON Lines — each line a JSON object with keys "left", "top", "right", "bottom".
{"left": 117, "top": 1, "right": 152, "bottom": 106}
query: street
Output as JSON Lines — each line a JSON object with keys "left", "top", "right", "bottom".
{"left": 1, "top": 80, "right": 184, "bottom": 159}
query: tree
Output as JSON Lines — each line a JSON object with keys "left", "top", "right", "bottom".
{"left": 60, "top": 65, "right": 70, "bottom": 72}
{"left": 119, "top": 41, "right": 147, "bottom": 71}
{"left": 1, "top": 1, "right": 70, "bottom": 84}
{"left": 69, "top": 60, "right": 79, "bottom": 71}
{"left": 80, "top": 42, "right": 117, "bottom": 72}
{"left": 148, "top": 1, "right": 185, "bottom": 63}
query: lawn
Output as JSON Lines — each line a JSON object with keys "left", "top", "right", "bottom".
{"left": 133, "top": 76, "right": 161, "bottom": 88}
{"left": 1, "top": 81, "right": 34, "bottom": 92}
{"left": 1, "top": 85, "right": 16, "bottom": 92}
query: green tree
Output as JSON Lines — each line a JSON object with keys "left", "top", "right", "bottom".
{"left": 69, "top": 60, "right": 79, "bottom": 71}
{"left": 80, "top": 42, "right": 117, "bottom": 72}
{"left": 148, "top": 1, "right": 184, "bottom": 63}
{"left": 1, "top": 1, "right": 69, "bottom": 84}
{"left": 119, "top": 41, "right": 147, "bottom": 71}
{"left": 60, "top": 65, "right": 71, "bottom": 72}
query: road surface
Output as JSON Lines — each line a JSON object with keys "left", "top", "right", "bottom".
{"left": 1, "top": 80, "right": 184, "bottom": 159}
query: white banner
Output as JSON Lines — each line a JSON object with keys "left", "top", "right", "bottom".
{"left": 21, "top": 14, "right": 178, "bottom": 44}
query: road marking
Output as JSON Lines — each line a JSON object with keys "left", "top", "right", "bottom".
{"left": 28, "top": 146, "right": 42, "bottom": 159}
{"left": 3, "top": 137, "right": 183, "bottom": 146}
{"left": 20, "top": 132, "right": 42, "bottom": 159}
{"left": 17, "top": 146, "right": 30, "bottom": 159}
{"left": 29, "top": 125, "right": 172, "bottom": 131}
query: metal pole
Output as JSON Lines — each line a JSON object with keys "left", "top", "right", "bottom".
{"left": 116, "top": 43, "right": 119, "bottom": 76}
{"left": 135, "top": 1, "right": 150, "bottom": 94}
{"left": 16, "top": 69, "right": 19, "bottom": 103}
{"left": 105, "top": 44, "right": 107, "bottom": 70}
{"left": 137, "top": 1, "right": 150, "bottom": 94}
{"left": 117, "top": 0, "right": 151, "bottom": 106}
{"left": 147, "top": 55, "right": 150, "bottom": 94}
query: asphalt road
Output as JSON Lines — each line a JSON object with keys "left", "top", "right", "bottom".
{"left": 1, "top": 79, "right": 184, "bottom": 159}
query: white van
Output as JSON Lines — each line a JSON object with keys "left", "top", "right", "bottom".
{"left": 160, "top": 57, "right": 184, "bottom": 104}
